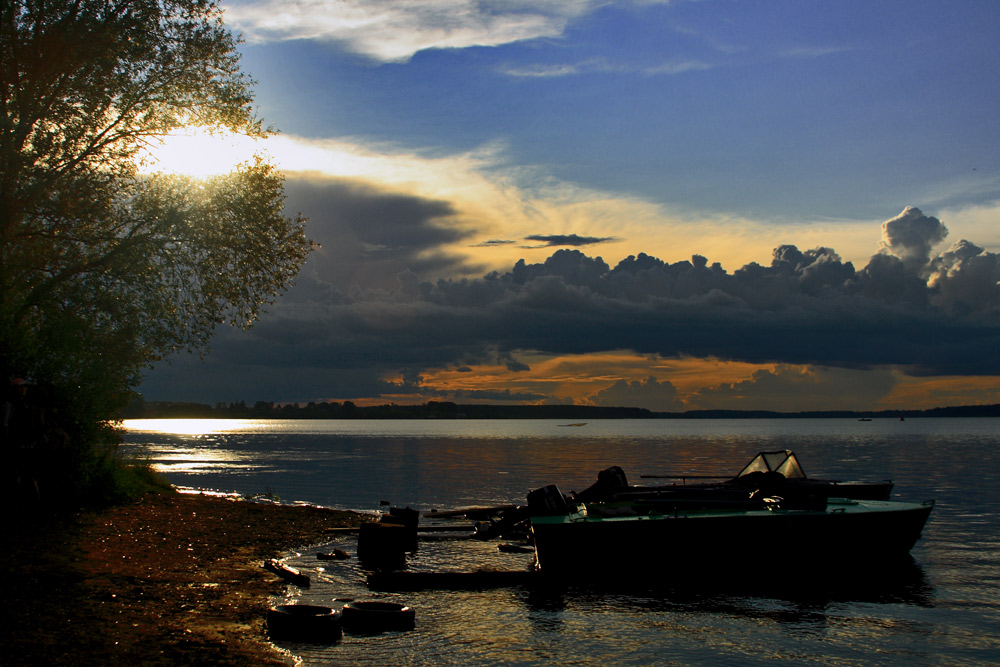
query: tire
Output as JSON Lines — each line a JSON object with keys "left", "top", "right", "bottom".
{"left": 267, "top": 604, "right": 343, "bottom": 643}
{"left": 342, "top": 601, "right": 416, "bottom": 632}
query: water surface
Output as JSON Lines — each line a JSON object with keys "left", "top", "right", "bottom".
{"left": 122, "top": 418, "right": 1000, "bottom": 666}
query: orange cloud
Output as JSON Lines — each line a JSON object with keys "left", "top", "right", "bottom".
{"left": 878, "top": 375, "right": 1000, "bottom": 410}
{"left": 343, "top": 357, "right": 998, "bottom": 412}
{"left": 410, "top": 352, "right": 778, "bottom": 407}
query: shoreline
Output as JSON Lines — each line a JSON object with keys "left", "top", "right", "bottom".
{"left": 2, "top": 492, "right": 369, "bottom": 666}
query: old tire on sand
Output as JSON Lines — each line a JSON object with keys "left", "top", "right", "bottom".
{"left": 342, "top": 601, "right": 415, "bottom": 632}
{"left": 267, "top": 604, "right": 343, "bottom": 642}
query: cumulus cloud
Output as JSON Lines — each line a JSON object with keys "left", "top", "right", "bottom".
{"left": 689, "top": 366, "right": 898, "bottom": 412}
{"left": 588, "top": 376, "right": 685, "bottom": 412}
{"left": 141, "top": 206, "right": 1000, "bottom": 404}
{"left": 879, "top": 206, "right": 949, "bottom": 272}
{"left": 927, "top": 240, "right": 1000, "bottom": 313}
{"left": 259, "top": 206, "right": 999, "bottom": 378}
{"left": 224, "top": 0, "right": 601, "bottom": 62}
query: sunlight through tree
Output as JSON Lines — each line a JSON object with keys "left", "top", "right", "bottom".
{"left": 0, "top": 0, "right": 312, "bottom": 503}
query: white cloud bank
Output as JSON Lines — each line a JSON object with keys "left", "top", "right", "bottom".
{"left": 223, "top": 0, "right": 603, "bottom": 62}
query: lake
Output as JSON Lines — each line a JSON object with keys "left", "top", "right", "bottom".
{"left": 122, "top": 418, "right": 1000, "bottom": 666}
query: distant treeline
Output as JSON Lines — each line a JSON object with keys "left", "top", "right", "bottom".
{"left": 121, "top": 398, "right": 1000, "bottom": 420}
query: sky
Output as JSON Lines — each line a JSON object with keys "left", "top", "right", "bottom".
{"left": 138, "top": 0, "right": 1000, "bottom": 412}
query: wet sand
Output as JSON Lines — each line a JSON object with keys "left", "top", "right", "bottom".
{"left": 1, "top": 493, "right": 368, "bottom": 666}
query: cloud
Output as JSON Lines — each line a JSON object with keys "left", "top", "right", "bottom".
{"left": 497, "top": 57, "right": 714, "bottom": 78}
{"left": 878, "top": 206, "right": 949, "bottom": 272}
{"left": 141, "top": 206, "right": 1000, "bottom": 406}
{"left": 269, "top": 209, "right": 998, "bottom": 378}
{"left": 283, "top": 175, "right": 484, "bottom": 290}
{"left": 155, "top": 131, "right": 894, "bottom": 278}
{"left": 523, "top": 234, "right": 619, "bottom": 247}
{"left": 643, "top": 59, "right": 714, "bottom": 75}
{"left": 224, "top": 0, "right": 602, "bottom": 62}
{"left": 588, "top": 375, "right": 685, "bottom": 412}
{"left": 497, "top": 63, "right": 589, "bottom": 79}
{"left": 926, "top": 240, "right": 1000, "bottom": 313}
{"left": 777, "top": 45, "right": 855, "bottom": 59}
{"left": 470, "top": 239, "right": 518, "bottom": 248}
{"left": 689, "top": 366, "right": 898, "bottom": 412}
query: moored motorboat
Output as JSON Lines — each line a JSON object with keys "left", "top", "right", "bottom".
{"left": 527, "top": 485, "right": 934, "bottom": 579}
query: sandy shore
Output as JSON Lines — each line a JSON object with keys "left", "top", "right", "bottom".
{"left": 1, "top": 493, "right": 369, "bottom": 666}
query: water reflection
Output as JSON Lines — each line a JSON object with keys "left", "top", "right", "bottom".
{"left": 272, "top": 523, "right": 937, "bottom": 666}
{"left": 134, "top": 442, "right": 257, "bottom": 475}
{"left": 512, "top": 557, "right": 933, "bottom": 614}
{"left": 122, "top": 418, "right": 265, "bottom": 435}
{"left": 121, "top": 419, "right": 999, "bottom": 666}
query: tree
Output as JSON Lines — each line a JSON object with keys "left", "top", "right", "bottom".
{"left": 1, "top": 0, "right": 312, "bottom": 501}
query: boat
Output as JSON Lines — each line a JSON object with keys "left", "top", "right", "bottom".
{"left": 527, "top": 485, "right": 934, "bottom": 579}
{"left": 573, "top": 450, "right": 894, "bottom": 504}
{"left": 465, "top": 452, "right": 895, "bottom": 545}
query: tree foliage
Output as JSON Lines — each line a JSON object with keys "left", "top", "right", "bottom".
{"left": 1, "top": 0, "right": 312, "bottom": 501}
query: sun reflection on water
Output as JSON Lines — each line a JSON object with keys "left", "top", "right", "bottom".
{"left": 147, "top": 446, "right": 259, "bottom": 474}
{"left": 122, "top": 418, "right": 268, "bottom": 436}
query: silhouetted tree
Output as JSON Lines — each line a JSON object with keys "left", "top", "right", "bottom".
{"left": 1, "top": 0, "right": 312, "bottom": 502}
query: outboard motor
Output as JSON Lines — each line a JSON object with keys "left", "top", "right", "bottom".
{"left": 572, "top": 466, "right": 630, "bottom": 502}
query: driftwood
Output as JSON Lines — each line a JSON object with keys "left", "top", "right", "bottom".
{"left": 263, "top": 558, "right": 311, "bottom": 587}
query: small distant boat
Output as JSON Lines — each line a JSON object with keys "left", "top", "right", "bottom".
{"left": 558, "top": 422, "right": 588, "bottom": 427}
{"left": 858, "top": 418, "right": 873, "bottom": 421}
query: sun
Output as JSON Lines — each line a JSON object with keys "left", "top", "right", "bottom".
{"left": 138, "top": 127, "right": 266, "bottom": 178}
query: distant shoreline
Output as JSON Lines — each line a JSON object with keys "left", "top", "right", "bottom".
{"left": 122, "top": 399, "right": 1000, "bottom": 421}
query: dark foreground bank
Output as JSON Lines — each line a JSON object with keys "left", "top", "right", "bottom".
{"left": 1, "top": 493, "right": 368, "bottom": 666}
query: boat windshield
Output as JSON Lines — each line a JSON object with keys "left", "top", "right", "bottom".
{"left": 736, "top": 450, "right": 807, "bottom": 480}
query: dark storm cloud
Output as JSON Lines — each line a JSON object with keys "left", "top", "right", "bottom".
{"left": 269, "top": 206, "right": 999, "bottom": 374}
{"left": 470, "top": 239, "right": 518, "bottom": 247}
{"left": 282, "top": 173, "right": 485, "bottom": 290}
{"left": 140, "top": 206, "right": 1000, "bottom": 403}
{"left": 523, "top": 233, "right": 619, "bottom": 247}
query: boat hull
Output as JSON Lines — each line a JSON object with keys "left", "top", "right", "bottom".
{"left": 530, "top": 498, "right": 934, "bottom": 579}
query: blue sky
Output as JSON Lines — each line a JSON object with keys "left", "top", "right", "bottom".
{"left": 139, "top": 0, "right": 1000, "bottom": 411}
